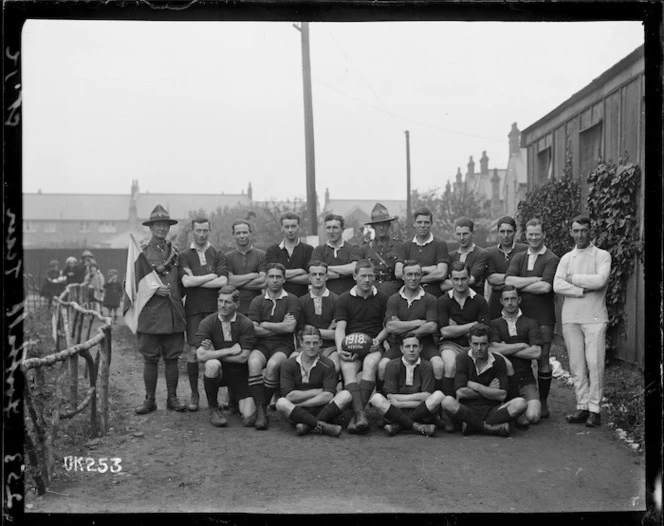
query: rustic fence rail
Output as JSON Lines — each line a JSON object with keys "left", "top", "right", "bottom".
{"left": 22, "top": 283, "right": 113, "bottom": 495}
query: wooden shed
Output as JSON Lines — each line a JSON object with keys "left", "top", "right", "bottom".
{"left": 521, "top": 45, "right": 645, "bottom": 367}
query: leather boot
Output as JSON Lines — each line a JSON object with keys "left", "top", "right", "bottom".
{"left": 315, "top": 421, "right": 342, "bottom": 437}
{"left": 412, "top": 422, "right": 436, "bottom": 437}
{"left": 296, "top": 423, "right": 312, "bottom": 436}
{"left": 483, "top": 422, "right": 511, "bottom": 437}
{"left": 354, "top": 410, "right": 369, "bottom": 432}
{"left": 135, "top": 397, "right": 156, "bottom": 414}
{"left": 255, "top": 405, "right": 269, "bottom": 430}
{"left": 209, "top": 408, "right": 228, "bottom": 427}
{"left": 166, "top": 395, "right": 187, "bottom": 412}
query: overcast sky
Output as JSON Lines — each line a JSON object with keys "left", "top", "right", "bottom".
{"left": 22, "top": 20, "right": 643, "bottom": 202}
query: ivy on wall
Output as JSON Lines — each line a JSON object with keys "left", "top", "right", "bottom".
{"left": 587, "top": 158, "right": 643, "bottom": 336}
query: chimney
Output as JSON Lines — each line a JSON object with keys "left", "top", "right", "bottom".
{"left": 324, "top": 188, "right": 330, "bottom": 207}
{"left": 509, "top": 122, "right": 521, "bottom": 156}
{"left": 480, "top": 151, "right": 489, "bottom": 175}
{"left": 467, "top": 156, "right": 475, "bottom": 176}
{"left": 491, "top": 168, "right": 502, "bottom": 217}
{"left": 128, "top": 179, "right": 139, "bottom": 229}
{"left": 247, "top": 182, "right": 253, "bottom": 201}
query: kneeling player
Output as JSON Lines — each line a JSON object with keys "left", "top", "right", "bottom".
{"left": 276, "top": 326, "right": 351, "bottom": 437}
{"left": 441, "top": 324, "right": 526, "bottom": 437}
{"left": 195, "top": 286, "right": 257, "bottom": 427}
{"left": 370, "top": 333, "right": 442, "bottom": 437}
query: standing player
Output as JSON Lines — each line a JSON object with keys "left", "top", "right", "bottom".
{"left": 441, "top": 324, "right": 527, "bottom": 437}
{"left": 441, "top": 217, "right": 488, "bottom": 295}
{"left": 438, "top": 262, "right": 489, "bottom": 404}
{"left": 395, "top": 207, "right": 449, "bottom": 298}
{"left": 276, "top": 326, "right": 351, "bottom": 437}
{"left": 360, "top": 203, "right": 403, "bottom": 298}
{"left": 194, "top": 286, "right": 256, "bottom": 427}
{"left": 179, "top": 217, "right": 229, "bottom": 411}
{"left": 247, "top": 263, "right": 302, "bottom": 430}
{"left": 486, "top": 216, "right": 528, "bottom": 320}
{"left": 379, "top": 260, "right": 441, "bottom": 393}
{"left": 310, "top": 214, "right": 362, "bottom": 295}
{"left": 554, "top": 216, "right": 611, "bottom": 427}
{"left": 265, "top": 212, "right": 314, "bottom": 298}
{"left": 297, "top": 261, "right": 340, "bottom": 372}
{"left": 369, "top": 333, "right": 442, "bottom": 437}
{"left": 489, "top": 286, "right": 543, "bottom": 427}
{"left": 335, "top": 259, "right": 389, "bottom": 433}
{"left": 134, "top": 205, "right": 187, "bottom": 414}
{"left": 226, "top": 220, "right": 267, "bottom": 315}
{"left": 505, "top": 218, "right": 559, "bottom": 419}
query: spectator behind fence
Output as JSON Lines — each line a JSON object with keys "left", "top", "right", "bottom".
{"left": 63, "top": 256, "right": 79, "bottom": 285}
{"left": 75, "top": 249, "right": 96, "bottom": 283}
{"left": 103, "top": 269, "right": 123, "bottom": 323}
{"left": 84, "top": 260, "right": 105, "bottom": 312}
{"left": 40, "top": 259, "right": 65, "bottom": 304}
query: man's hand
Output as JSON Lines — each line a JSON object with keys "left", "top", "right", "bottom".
{"left": 327, "top": 271, "right": 340, "bottom": 280}
{"left": 201, "top": 339, "right": 214, "bottom": 351}
{"left": 489, "top": 378, "right": 500, "bottom": 389}
{"left": 155, "top": 285, "right": 171, "bottom": 297}
{"left": 339, "top": 349, "right": 358, "bottom": 362}
{"left": 183, "top": 267, "right": 193, "bottom": 276}
{"left": 448, "top": 318, "right": 458, "bottom": 326}
{"left": 283, "top": 313, "right": 296, "bottom": 324}
{"left": 369, "top": 338, "right": 382, "bottom": 353}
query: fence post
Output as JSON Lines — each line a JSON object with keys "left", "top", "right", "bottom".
{"left": 99, "top": 326, "right": 111, "bottom": 435}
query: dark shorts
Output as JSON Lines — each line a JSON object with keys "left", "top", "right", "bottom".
{"left": 518, "top": 382, "right": 539, "bottom": 402}
{"left": 137, "top": 332, "right": 185, "bottom": 362}
{"left": 539, "top": 325, "right": 554, "bottom": 345}
{"left": 219, "top": 362, "right": 251, "bottom": 400}
{"left": 255, "top": 340, "right": 294, "bottom": 361}
{"left": 463, "top": 403, "right": 505, "bottom": 424}
{"left": 384, "top": 340, "right": 439, "bottom": 362}
{"left": 186, "top": 312, "right": 214, "bottom": 346}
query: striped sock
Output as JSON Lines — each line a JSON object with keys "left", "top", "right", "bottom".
{"left": 248, "top": 374, "right": 266, "bottom": 406}
{"left": 538, "top": 371, "right": 552, "bottom": 402}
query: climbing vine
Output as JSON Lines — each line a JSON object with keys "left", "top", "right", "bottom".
{"left": 587, "top": 157, "right": 643, "bottom": 335}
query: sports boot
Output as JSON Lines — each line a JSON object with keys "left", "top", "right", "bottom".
{"left": 188, "top": 393, "right": 200, "bottom": 412}
{"left": 384, "top": 423, "right": 402, "bottom": 436}
{"left": 483, "top": 422, "right": 511, "bottom": 437}
{"left": 209, "top": 408, "right": 228, "bottom": 427}
{"left": 354, "top": 410, "right": 369, "bottom": 432}
{"left": 255, "top": 405, "right": 269, "bottom": 430}
{"left": 135, "top": 397, "right": 156, "bottom": 415}
{"left": 166, "top": 395, "right": 187, "bottom": 412}
{"left": 347, "top": 413, "right": 359, "bottom": 434}
{"left": 412, "top": 422, "right": 436, "bottom": 437}
{"left": 315, "top": 421, "right": 342, "bottom": 437}
{"left": 296, "top": 423, "right": 312, "bottom": 436}
{"left": 242, "top": 411, "right": 257, "bottom": 428}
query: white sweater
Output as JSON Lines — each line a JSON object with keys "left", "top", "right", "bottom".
{"left": 553, "top": 244, "right": 611, "bottom": 324}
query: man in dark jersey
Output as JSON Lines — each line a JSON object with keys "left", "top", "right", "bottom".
{"left": 441, "top": 324, "right": 527, "bottom": 437}
{"left": 194, "top": 286, "right": 256, "bottom": 427}
{"left": 179, "top": 217, "right": 229, "bottom": 411}
{"left": 486, "top": 216, "right": 528, "bottom": 320}
{"left": 247, "top": 263, "right": 302, "bottom": 430}
{"left": 360, "top": 203, "right": 403, "bottom": 298}
{"left": 310, "top": 214, "right": 362, "bottom": 295}
{"left": 395, "top": 207, "right": 449, "bottom": 298}
{"left": 505, "top": 218, "right": 559, "bottom": 419}
{"left": 276, "top": 325, "right": 351, "bottom": 437}
{"left": 226, "top": 220, "right": 266, "bottom": 315}
{"left": 334, "top": 259, "right": 389, "bottom": 433}
{"left": 265, "top": 212, "right": 314, "bottom": 298}
{"left": 441, "top": 217, "right": 488, "bottom": 296}
{"left": 489, "top": 286, "right": 543, "bottom": 427}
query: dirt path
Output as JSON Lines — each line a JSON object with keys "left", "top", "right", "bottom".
{"left": 25, "top": 321, "right": 646, "bottom": 514}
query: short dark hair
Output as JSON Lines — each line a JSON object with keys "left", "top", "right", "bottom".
{"left": 324, "top": 213, "right": 345, "bottom": 228}
{"left": 402, "top": 260, "right": 422, "bottom": 273}
{"left": 496, "top": 216, "right": 517, "bottom": 231}
{"left": 308, "top": 260, "right": 329, "bottom": 272}
{"left": 266, "top": 262, "right": 286, "bottom": 276}
{"left": 218, "top": 285, "right": 241, "bottom": 303}
{"left": 468, "top": 324, "right": 491, "bottom": 341}
{"left": 571, "top": 215, "right": 591, "bottom": 228}
{"left": 413, "top": 207, "right": 432, "bottom": 221}
{"left": 354, "top": 259, "right": 375, "bottom": 274}
{"left": 500, "top": 284, "right": 519, "bottom": 296}
{"left": 525, "top": 218, "right": 543, "bottom": 229}
{"left": 449, "top": 261, "right": 469, "bottom": 275}
{"left": 298, "top": 324, "right": 322, "bottom": 342}
{"left": 454, "top": 217, "right": 474, "bottom": 231}
{"left": 280, "top": 212, "right": 301, "bottom": 224}
{"left": 231, "top": 219, "right": 252, "bottom": 233}
{"left": 400, "top": 332, "right": 421, "bottom": 345}
{"left": 191, "top": 217, "right": 210, "bottom": 229}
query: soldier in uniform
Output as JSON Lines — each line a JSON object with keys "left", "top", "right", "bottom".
{"left": 135, "top": 205, "right": 188, "bottom": 414}
{"left": 360, "top": 203, "right": 403, "bottom": 298}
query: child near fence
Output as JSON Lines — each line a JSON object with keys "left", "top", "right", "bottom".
{"left": 102, "top": 269, "right": 123, "bottom": 322}
{"left": 83, "top": 261, "right": 105, "bottom": 313}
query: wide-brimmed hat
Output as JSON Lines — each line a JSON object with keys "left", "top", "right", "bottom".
{"left": 143, "top": 204, "right": 178, "bottom": 226}
{"left": 81, "top": 249, "right": 94, "bottom": 258}
{"left": 365, "top": 203, "right": 398, "bottom": 225}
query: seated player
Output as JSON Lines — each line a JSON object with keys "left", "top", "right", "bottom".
{"left": 296, "top": 261, "right": 340, "bottom": 372}
{"left": 194, "top": 286, "right": 256, "bottom": 428}
{"left": 489, "top": 286, "right": 542, "bottom": 427}
{"left": 441, "top": 324, "right": 527, "bottom": 437}
{"left": 379, "top": 260, "right": 440, "bottom": 390}
{"left": 247, "top": 263, "right": 302, "bottom": 430}
{"left": 276, "top": 326, "right": 352, "bottom": 437}
{"left": 370, "top": 333, "right": 442, "bottom": 437}
{"left": 335, "top": 259, "right": 389, "bottom": 433}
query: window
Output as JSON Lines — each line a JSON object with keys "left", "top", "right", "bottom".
{"left": 23, "top": 221, "right": 36, "bottom": 233}
{"left": 98, "top": 221, "right": 117, "bottom": 234}
{"left": 579, "top": 122, "right": 603, "bottom": 212}
{"left": 79, "top": 221, "right": 90, "bottom": 232}
{"left": 536, "top": 147, "right": 552, "bottom": 184}
{"left": 44, "top": 222, "right": 57, "bottom": 233}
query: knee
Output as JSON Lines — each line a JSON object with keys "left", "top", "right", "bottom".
{"left": 527, "top": 401, "right": 541, "bottom": 423}
{"left": 441, "top": 396, "right": 457, "bottom": 412}
{"left": 363, "top": 354, "right": 380, "bottom": 372}
{"left": 247, "top": 354, "right": 263, "bottom": 372}
{"left": 429, "top": 390, "right": 445, "bottom": 405}
{"left": 335, "top": 390, "right": 352, "bottom": 407}
{"left": 378, "top": 358, "right": 389, "bottom": 376}
{"left": 510, "top": 397, "right": 527, "bottom": 415}
{"left": 275, "top": 397, "right": 290, "bottom": 413}
{"left": 429, "top": 357, "right": 444, "bottom": 375}
{"left": 369, "top": 393, "right": 388, "bottom": 411}
{"left": 204, "top": 360, "right": 221, "bottom": 376}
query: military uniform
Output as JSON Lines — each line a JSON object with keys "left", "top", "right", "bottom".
{"left": 361, "top": 236, "right": 403, "bottom": 297}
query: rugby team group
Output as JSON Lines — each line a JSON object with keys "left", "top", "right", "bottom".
{"left": 129, "top": 202, "right": 611, "bottom": 439}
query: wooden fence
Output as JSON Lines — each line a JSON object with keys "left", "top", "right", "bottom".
{"left": 22, "top": 284, "right": 112, "bottom": 495}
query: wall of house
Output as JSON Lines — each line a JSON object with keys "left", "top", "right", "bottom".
{"left": 23, "top": 220, "right": 131, "bottom": 248}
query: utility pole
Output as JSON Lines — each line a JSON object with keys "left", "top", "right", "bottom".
{"left": 294, "top": 22, "right": 317, "bottom": 235}
{"left": 405, "top": 130, "right": 411, "bottom": 232}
